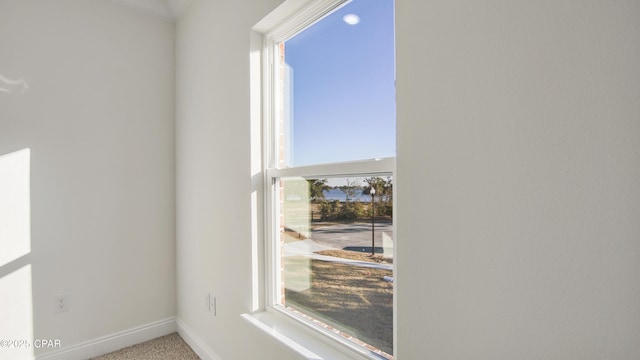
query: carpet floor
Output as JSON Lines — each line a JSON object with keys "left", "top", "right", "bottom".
{"left": 90, "top": 333, "right": 200, "bottom": 360}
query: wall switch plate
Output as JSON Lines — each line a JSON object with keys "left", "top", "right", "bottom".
{"left": 205, "top": 292, "right": 217, "bottom": 315}
{"left": 210, "top": 293, "right": 216, "bottom": 316}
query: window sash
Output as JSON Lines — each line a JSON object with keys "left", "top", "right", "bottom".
{"left": 263, "top": 0, "right": 350, "bottom": 172}
{"left": 265, "top": 161, "right": 395, "bottom": 309}
{"left": 267, "top": 157, "right": 395, "bottom": 180}
{"left": 264, "top": 169, "right": 395, "bottom": 359}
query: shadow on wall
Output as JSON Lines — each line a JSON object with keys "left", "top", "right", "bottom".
{"left": 0, "top": 73, "right": 29, "bottom": 94}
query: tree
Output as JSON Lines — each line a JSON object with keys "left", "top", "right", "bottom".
{"left": 383, "top": 176, "right": 393, "bottom": 205}
{"left": 363, "top": 177, "right": 393, "bottom": 217}
{"left": 338, "top": 178, "right": 362, "bottom": 202}
{"left": 308, "top": 179, "right": 330, "bottom": 202}
{"left": 363, "top": 177, "right": 386, "bottom": 200}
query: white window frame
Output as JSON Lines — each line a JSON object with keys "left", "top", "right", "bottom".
{"left": 250, "top": 1, "right": 397, "bottom": 358}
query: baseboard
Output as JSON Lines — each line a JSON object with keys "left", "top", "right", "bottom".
{"left": 36, "top": 317, "right": 176, "bottom": 360}
{"left": 176, "top": 317, "right": 222, "bottom": 360}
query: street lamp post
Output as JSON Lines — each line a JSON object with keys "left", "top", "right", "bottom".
{"left": 370, "top": 187, "right": 376, "bottom": 256}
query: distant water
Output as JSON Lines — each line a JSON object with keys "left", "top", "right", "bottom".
{"left": 286, "top": 188, "right": 388, "bottom": 202}
{"left": 323, "top": 188, "right": 374, "bottom": 202}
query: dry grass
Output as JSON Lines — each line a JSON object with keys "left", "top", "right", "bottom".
{"left": 283, "top": 256, "right": 393, "bottom": 356}
{"left": 283, "top": 229, "right": 307, "bottom": 242}
{"left": 315, "top": 249, "right": 393, "bottom": 264}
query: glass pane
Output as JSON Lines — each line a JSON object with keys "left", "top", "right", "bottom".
{"left": 278, "top": 176, "right": 394, "bottom": 358}
{"left": 277, "top": 0, "right": 396, "bottom": 167}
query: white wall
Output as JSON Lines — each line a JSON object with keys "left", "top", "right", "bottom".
{"left": 175, "top": 0, "right": 302, "bottom": 359}
{"left": 396, "top": 1, "right": 640, "bottom": 359}
{"left": 0, "top": 0, "right": 176, "bottom": 357}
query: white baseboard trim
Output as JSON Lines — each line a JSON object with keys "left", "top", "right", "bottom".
{"left": 36, "top": 317, "right": 176, "bottom": 360}
{"left": 176, "top": 317, "right": 222, "bottom": 360}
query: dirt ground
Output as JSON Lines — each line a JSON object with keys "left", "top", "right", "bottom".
{"left": 283, "top": 255, "right": 393, "bottom": 356}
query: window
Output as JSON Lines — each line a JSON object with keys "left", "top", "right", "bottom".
{"left": 262, "top": 0, "right": 395, "bottom": 358}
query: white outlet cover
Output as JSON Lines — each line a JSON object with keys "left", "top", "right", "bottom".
{"left": 53, "top": 294, "right": 69, "bottom": 313}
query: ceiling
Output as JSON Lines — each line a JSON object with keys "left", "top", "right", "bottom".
{"left": 109, "top": 0, "right": 194, "bottom": 21}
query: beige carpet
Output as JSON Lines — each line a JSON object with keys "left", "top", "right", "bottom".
{"left": 90, "top": 333, "right": 200, "bottom": 360}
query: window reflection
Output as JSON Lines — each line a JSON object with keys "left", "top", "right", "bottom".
{"left": 279, "top": 176, "right": 394, "bottom": 357}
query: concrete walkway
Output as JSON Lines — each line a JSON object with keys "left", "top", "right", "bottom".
{"left": 283, "top": 239, "right": 393, "bottom": 271}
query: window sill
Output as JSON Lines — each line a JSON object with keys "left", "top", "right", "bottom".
{"left": 241, "top": 310, "right": 382, "bottom": 360}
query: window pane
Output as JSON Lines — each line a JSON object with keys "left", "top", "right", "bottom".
{"left": 278, "top": 176, "right": 394, "bottom": 358}
{"left": 277, "top": 0, "right": 396, "bottom": 167}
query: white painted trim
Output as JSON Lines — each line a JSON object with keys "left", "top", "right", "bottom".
{"left": 241, "top": 313, "right": 323, "bottom": 360}
{"left": 36, "top": 317, "right": 176, "bottom": 360}
{"left": 267, "top": 157, "right": 395, "bottom": 180}
{"left": 176, "top": 318, "right": 223, "bottom": 360}
{"left": 242, "top": 312, "right": 373, "bottom": 360}
{"left": 264, "top": 0, "right": 349, "bottom": 42}
{"left": 252, "top": 0, "right": 346, "bottom": 35}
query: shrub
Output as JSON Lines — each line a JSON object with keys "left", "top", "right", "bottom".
{"left": 337, "top": 200, "right": 365, "bottom": 220}
{"left": 319, "top": 200, "right": 340, "bottom": 220}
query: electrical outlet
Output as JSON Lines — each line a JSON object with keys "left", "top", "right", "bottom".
{"left": 53, "top": 294, "right": 69, "bottom": 313}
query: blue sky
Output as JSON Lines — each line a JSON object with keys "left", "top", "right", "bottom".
{"left": 284, "top": 0, "right": 395, "bottom": 167}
